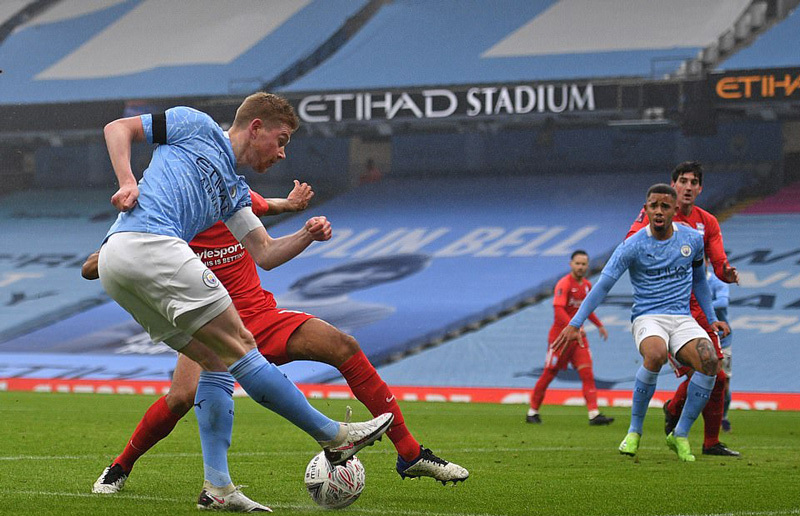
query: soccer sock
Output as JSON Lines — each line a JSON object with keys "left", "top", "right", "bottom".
{"left": 701, "top": 370, "right": 726, "bottom": 447}
{"left": 194, "top": 371, "right": 235, "bottom": 487}
{"left": 339, "top": 351, "right": 421, "bottom": 461}
{"left": 577, "top": 366, "right": 599, "bottom": 413}
{"left": 229, "top": 348, "right": 338, "bottom": 442}
{"left": 530, "top": 369, "right": 557, "bottom": 411}
{"left": 114, "top": 395, "right": 185, "bottom": 473}
{"left": 674, "top": 371, "right": 716, "bottom": 438}
{"left": 666, "top": 379, "right": 689, "bottom": 417}
{"left": 723, "top": 379, "right": 731, "bottom": 419}
{"left": 628, "top": 366, "right": 659, "bottom": 435}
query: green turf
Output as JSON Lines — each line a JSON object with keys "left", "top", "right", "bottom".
{"left": 1, "top": 391, "right": 799, "bottom": 515}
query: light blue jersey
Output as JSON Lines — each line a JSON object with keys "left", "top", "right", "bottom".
{"left": 603, "top": 223, "right": 705, "bottom": 320}
{"left": 105, "top": 106, "right": 252, "bottom": 243}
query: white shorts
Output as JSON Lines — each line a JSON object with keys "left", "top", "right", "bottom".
{"left": 98, "top": 232, "right": 231, "bottom": 350}
{"left": 631, "top": 314, "right": 710, "bottom": 357}
{"left": 721, "top": 346, "right": 732, "bottom": 378}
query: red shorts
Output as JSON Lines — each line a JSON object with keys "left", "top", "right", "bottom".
{"left": 544, "top": 338, "right": 593, "bottom": 372}
{"left": 669, "top": 330, "right": 723, "bottom": 378}
{"left": 242, "top": 307, "right": 315, "bottom": 366}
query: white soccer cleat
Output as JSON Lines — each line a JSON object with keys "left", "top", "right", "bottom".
{"left": 92, "top": 463, "right": 128, "bottom": 494}
{"left": 396, "top": 446, "right": 469, "bottom": 484}
{"left": 319, "top": 410, "right": 394, "bottom": 466}
{"left": 197, "top": 481, "right": 271, "bottom": 512}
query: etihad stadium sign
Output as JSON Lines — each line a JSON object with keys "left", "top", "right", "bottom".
{"left": 296, "top": 83, "right": 598, "bottom": 123}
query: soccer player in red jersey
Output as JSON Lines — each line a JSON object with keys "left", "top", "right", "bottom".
{"left": 526, "top": 250, "right": 614, "bottom": 426}
{"left": 625, "top": 161, "right": 740, "bottom": 456}
{"left": 86, "top": 181, "right": 468, "bottom": 495}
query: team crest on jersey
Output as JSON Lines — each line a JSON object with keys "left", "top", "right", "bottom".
{"left": 202, "top": 269, "right": 220, "bottom": 288}
{"left": 680, "top": 245, "right": 692, "bottom": 257}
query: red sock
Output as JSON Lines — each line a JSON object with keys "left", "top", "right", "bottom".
{"left": 339, "top": 351, "right": 420, "bottom": 461}
{"left": 577, "top": 367, "right": 598, "bottom": 412}
{"left": 702, "top": 370, "right": 727, "bottom": 448}
{"left": 530, "top": 369, "right": 557, "bottom": 410}
{"left": 667, "top": 379, "right": 689, "bottom": 416}
{"left": 114, "top": 396, "right": 186, "bottom": 473}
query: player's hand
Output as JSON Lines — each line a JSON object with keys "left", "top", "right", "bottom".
{"left": 552, "top": 325, "right": 581, "bottom": 352}
{"left": 722, "top": 264, "right": 739, "bottom": 284}
{"left": 598, "top": 326, "right": 609, "bottom": 341}
{"left": 81, "top": 251, "right": 100, "bottom": 280}
{"left": 111, "top": 184, "right": 139, "bottom": 212}
{"left": 287, "top": 180, "right": 313, "bottom": 212}
{"left": 305, "top": 216, "right": 331, "bottom": 241}
{"left": 711, "top": 320, "right": 730, "bottom": 338}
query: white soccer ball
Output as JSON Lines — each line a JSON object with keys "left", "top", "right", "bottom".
{"left": 304, "top": 451, "right": 365, "bottom": 509}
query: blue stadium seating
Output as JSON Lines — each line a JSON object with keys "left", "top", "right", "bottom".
{"left": 0, "top": 171, "right": 750, "bottom": 383}
{"left": 719, "top": 8, "right": 800, "bottom": 70}
{"left": 0, "top": 0, "right": 367, "bottom": 104}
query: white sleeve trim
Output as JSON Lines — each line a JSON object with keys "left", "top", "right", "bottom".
{"left": 225, "top": 207, "right": 262, "bottom": 242}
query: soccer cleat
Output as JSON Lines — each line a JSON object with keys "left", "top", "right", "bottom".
{"left": 197, "top": 481, "right": 271, "bottom": 512}
{"left": 721, "top": 418, "right": 731, "bottom": 432}
{"left": 666, "top": 432, "right": 696, "bottom": 462}
{"left": 92, "top": 463, "right": 128, "bottom": 494}
{"left": 396, "top": 446, "right": 469, "bottom": 485}
{"left": 618, "top": 432, "right": 640, "bottom": 456}
{"left": 525, "top": 414, "right": 542, "bottom": 424}
{"left": 663, "top": 399, "right": 679, "bottom": 436}
{"left": 702, "top": 442, "right": 740, "bottom": 457}
{"left": 589, "top": 414, "right": 614, "bottom": 426}
{"left": 319, "top": 411, "right": 393, "bottom": 466}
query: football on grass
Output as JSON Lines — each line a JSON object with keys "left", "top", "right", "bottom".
{"left": 304, "top": 451, "right": 365, "bottom": 509}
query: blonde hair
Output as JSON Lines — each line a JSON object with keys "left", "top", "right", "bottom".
{"left": 233, "top": 92, "right": 299, "bottom": 132}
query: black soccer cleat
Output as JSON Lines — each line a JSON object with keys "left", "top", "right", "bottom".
{"left": 92, "top": 463, "right": 129, "bottom": 494}
{"left": 589, "top": 413, "right": 615, "bottom": 426}
{"left": 663, "top": 399, "right": 679, "bottom": 436}
{"left": 525, "top": 414, "right": 542, "bottom": 424}
{"left": 396, "top": 446, "right": 469, "bottom": 484}
{"left": 702, "top": 442, "right": 740, "bottom": 457}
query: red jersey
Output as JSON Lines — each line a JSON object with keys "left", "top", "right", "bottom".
{"left": 626, "top": 204, "right": 730, "bottom": 331}
{"left": 548, "top": 273, "right": 603, "bottom": 344}
{"left": 189, "top": 190, "right": 275, "bottom": 320}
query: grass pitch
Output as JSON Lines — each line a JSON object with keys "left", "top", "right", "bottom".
{"left": 1, "top": 391, "right": 799, "bottom": 516}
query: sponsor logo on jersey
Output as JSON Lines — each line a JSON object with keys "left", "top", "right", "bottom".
{"left": 681, "top": 245, "right": 692, "bottom": 257}
{"left": 202, "top": 269, "right": 220, "bottom": 288}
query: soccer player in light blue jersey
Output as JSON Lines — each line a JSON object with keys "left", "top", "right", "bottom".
{"left": 96, "top": 93, "right": 393, "bottom": 511}
{"left": 553, "top": 184, "right": 730, "bottom": 462}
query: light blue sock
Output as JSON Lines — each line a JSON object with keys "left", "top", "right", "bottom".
{"left": 229, "top": 348, "right": 339, "bottom": 441}
{"left": 674, "top": 371, "right": 715, "bottom": 437}
{"left": 195, "top": 371, "right": 235, "bottom": 487}
{"left": 628, "top": 366, "right": 659, "bottom": 435}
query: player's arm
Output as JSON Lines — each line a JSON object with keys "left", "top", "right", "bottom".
{"left": 705, "top": 217, "right": 738, "bottom": 284}
{"left": 227, "top": 207, "right": 331, "bottom": 271}
{"left": 693, "top": 261, "right": 730, "bottom": 337}
{"left": 712, "top": 280, "right": 730, "bottom": 310}
{"left": 587, "top": 313, "right": 608, "bottom": 340}
{"left": 104, "top": 116, "right": 146, "bottom": 212}
{"left": 257, "top": 180, "right": 314, "bottom": 216}
{"left": 625, "top": 209, "right": 648, "bottom": 240}
{"left": 552, "top": 278, "right": 571, "bottom": 326}
{"left": 553, "top": 274, "right": 616, "bottom": 350}
{"left": 81, "top": 251, "right": 100, "bottom": 280}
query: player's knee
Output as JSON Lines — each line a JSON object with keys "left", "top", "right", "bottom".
{"left": 644, "top": 348, "right": 668, "bottom": 367}
{"left": 165, "top": 389, "right": 194, "bottom": 416}
{"left": 330, "top": 331, "right": 361, "bottom": 365}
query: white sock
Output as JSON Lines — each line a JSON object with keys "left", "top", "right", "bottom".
{"left": 588, "top": 409, "right": 600, "bottom": 419}
{"left": 527, "top": 408, "right": 538, "bottom": 417}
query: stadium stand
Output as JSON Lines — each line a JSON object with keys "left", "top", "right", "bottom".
{"left": 0, "top": 171, "right": 751, "bottom": 384}
{"left": 717, "top": 5, "right": 800, "bottom": 70}
{"left": 0, "top": 0, "right": 369, "bottom": 103}
{"left": 282, "top": 0, "right": 752, "bottom": 91}
{"left": 376, "top": 181, "right": 800, "bottom": 398}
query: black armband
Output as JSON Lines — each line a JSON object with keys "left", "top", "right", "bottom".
{"left": 152, "top": 112, "right": 167, "bottom": 144}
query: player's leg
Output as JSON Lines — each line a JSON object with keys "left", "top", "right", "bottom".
{"left": 572, "top": 343, "right": 613, "bottom": 425}
{"left": 697, "top": 334, "right": 738, "bottom": 455}
{"left": 621, "top": 317, "right": 670, "bottom": 457}
{"left": 721, "top": 346, "right": 732, "bottom": 432}
{"left": 192, "top": 305, "right": 392, "bottom": 466}
{"left": 529, "top": 345, "right": 566, "bottom": 423}
{"left": 283, "top": 317, "right": 468, "bottom": 484}
{"left": 93, "top": 355, "right": 200, "bottom": 494}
